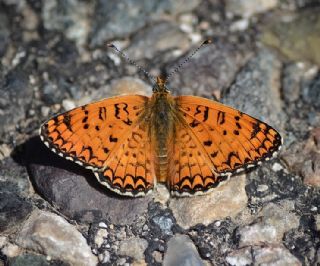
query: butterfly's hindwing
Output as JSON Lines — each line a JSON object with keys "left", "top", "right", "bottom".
{"left": 168, "top": 119, "right": 231, "bottom": 196}
{"left": 94, "top": 122, "right": 155, "bottom": 197}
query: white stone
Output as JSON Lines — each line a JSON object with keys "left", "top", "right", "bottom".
{"left": 62, "top": 99, "right": 76, "bottom": 111}
{"left": 226, "top": 247, "right": 252, "bottom": 266}
{"left": 41, "top": 106, "right": 50, "bottom": 117}
{"left": 16, "top": 210, "right": 97, "bottom": 266}
{"left": 257, "top": 184, "right": 269, "bottom": 192}
{"left": 95, "top": 228, "right": 108, "bottom": 248}
{"left": 230, "top": 19, "right": 249, "bottom": 32}
{"left": 98, "top": 222, "right": 108, "bottom": 229}
{"left": 226, "top": 0, "right": 278, "bottom": 18}
{"left": 272, "top": 162, "right": 283, "bottom": 172}
{"left": 153, "top": 183, "right": 170, "bottom": 205}
{"left": 0, "top": 236, "right": 7, "bottom": 248}
{"left": 2, "top": 243, "right": 21, "bottom": 258}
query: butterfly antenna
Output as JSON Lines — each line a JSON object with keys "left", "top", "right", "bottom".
{"left": 107, "top": 43, "right": 157, "bottom": 83}
{"left": 165, "top": 39, "right": 212, "bottom": 83}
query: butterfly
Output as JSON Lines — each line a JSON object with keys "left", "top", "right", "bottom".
{"left": 40, "top": 76, "right": 282, "bottom": 197}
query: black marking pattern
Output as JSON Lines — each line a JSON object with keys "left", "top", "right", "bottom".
{"left": 63, "top": 114, "right": 72, "bottom": 132}
{"left": 96, "top": 168, "right": 152, "bottom": 196}
{"left": 109, "top": 135, "right": 118, "bottom": 142}
{"left": 217, "top": 111, "right": 226, "bottom": 125}
{"left": 99, "top": 107, "right": 107, "bottom": 120}
{"left": 175, "top": 96, "right": 283, "bottom": 186}
{"left": 40, "top": 95, "right": 149, "bottom": 184}
{"left": 172, "top": 174, "right": 230, "bottom": 194}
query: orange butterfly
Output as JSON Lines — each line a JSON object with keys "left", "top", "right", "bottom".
{"left": 40, "top": 75, "right": 282, "bottom": 197}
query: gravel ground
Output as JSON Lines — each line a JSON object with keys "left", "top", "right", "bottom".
{"left": 0, "top": 0, "right": 320, "bottom": 265}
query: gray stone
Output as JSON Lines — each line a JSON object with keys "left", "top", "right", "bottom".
{"left": 237, "top": 201, "right": 299, "bottom": 247}
{"left": 167, "top": 40, "right": 251, "bottom": 99}
{"left": 163, "top": 235, "right": 204, "bottom": 266}
{"left": 283, "top": 215, "right": 320, "bottom": 265}
{"left": 252, "top": 245, "right": 301, "bottom": 266}
{"left": 16, "top": 210, "right": 97, "bottom": 266}
{"left": 302, "top": 74, "right": 320, "bottom": 111}
{"left": 152, "top": 215, "right": 174, "bottom": 236}
{"left": 0, "top": 180, "right": 33, "bottom": 233}
{"left": 170, "top": 175, "right": 247, "bottom": 229}
{"left": 42, "top": 0, "right": 92, "bottom": 46}
{"left": 118, "top": 237, "right": 148, "bottom": 262}
{"left": 223, "top": 49, "right": 284, "bottom": 130}
{"left": 0, "top": 69, "right": 32, "bottom": 139}
{"left": 282, "top": 63, "right": 301, "bottom": 103}
{"left": 98, "top": 250, "right": 110, "bottom": 264}
{"left": 90, "top": 0, "right": 201, "bottom": 46}
{"left": 10, "top": 254, "right": 69, "bottom": 266}
{"left": 125, "top": 22, "right": 189, "bottom": 61}
{"left": 0, "top": 9, "right": 9, "bottom": 56}
{"left": 0, "top": 157, "right": 31, "bottom": 197}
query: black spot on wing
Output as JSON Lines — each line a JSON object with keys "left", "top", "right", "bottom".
{"left": 203, "top": 140, "right": 212, "bottom": 146}
{"left": 203, "top": 106, "right": 209, "bottom": 122}
{"left": 189, "top": 120, "right": 200, "bottom": 128}
{"left": 99, "top": 107, "right": 107, "bottom": 120}
{"left": 210, "top": 151, "right": 218, "bottom": 158}
{"left": 217, "top": 111, "right": 226, "bottom": 125}
{"left": 109, "top": 135, "right": 118, "bottom": 142}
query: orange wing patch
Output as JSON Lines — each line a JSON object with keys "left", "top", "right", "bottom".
{"left": 175, "top": 95, "right": 282, "bottom": 176}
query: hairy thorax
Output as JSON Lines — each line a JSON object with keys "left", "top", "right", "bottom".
{"left": 147, "top": 92, "right": 176, "bottom": 183}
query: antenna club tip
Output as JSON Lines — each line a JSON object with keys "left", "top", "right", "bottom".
{"left": 203, "top": 39, "right": 212, "bottom": 45}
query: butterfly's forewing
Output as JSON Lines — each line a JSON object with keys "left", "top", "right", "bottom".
{"left": 40, "top": 95, "right": 155, "bottom": 196}
{"left": 175, "top": 96, "right": 282, "bottom": 175}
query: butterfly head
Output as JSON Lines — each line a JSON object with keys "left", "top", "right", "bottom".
{"left": 153, "top": 76, "right": 169, "bottom": 94}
